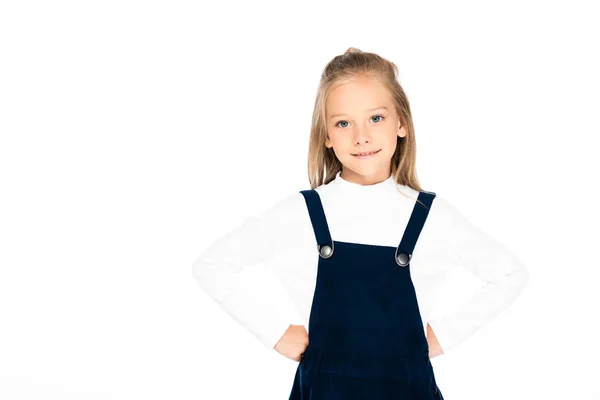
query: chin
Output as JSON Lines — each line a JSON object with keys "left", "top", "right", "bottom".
{"left": 346, "top": 164, "right": 383, "bottom": 177}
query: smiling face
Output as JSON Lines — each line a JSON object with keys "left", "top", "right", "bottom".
{"left": 325, "top": 74, "right": 407, "bottom": 186}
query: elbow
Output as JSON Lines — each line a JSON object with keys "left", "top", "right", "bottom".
{"left": 191, "top": 254, "right": 211, "bottom": 282}
{"left": 191, "top": 255, "right": 224, "bottom": 300}
{"left": 489, "top": 258, "right": 531, "bottom": 293}
{"left": 509, "top": 261, "right": 531, "bottom": 292}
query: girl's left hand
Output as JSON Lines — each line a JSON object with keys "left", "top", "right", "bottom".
{"left": 427, "top": 323, "right": 444, "bottom": 358}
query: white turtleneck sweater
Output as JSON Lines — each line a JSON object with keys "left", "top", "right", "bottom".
{"left": 192, "top": 171, "right": 530, "bottom": 355}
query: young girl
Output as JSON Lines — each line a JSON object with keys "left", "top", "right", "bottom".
{"left": 192, "top": 47, "right": 529, "bottom": 399}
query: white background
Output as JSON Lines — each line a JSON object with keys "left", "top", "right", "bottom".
{"left": 1, "top": 0, "right": 599, "bottom": 399}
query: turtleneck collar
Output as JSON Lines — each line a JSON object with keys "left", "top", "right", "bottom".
{"left": 328, "top": 170, "right": 398, "bottom": 195}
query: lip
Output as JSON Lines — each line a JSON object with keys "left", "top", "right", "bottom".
{"left": 352, "top": 149, "right": 381, "bottom": 159}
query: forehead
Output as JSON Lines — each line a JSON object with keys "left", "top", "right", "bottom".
{"left": 326, "top": 75, "right": 393, "bottom": 114}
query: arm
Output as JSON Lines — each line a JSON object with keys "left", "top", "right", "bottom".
{"left": 192, "top": 193, "right": 305, "bottom": 350}
{"left": 427, "top": 202, "right": 530, "bottom": 354}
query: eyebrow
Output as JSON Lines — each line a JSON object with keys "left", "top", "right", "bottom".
{"left": 329, "top": 106, "right": 388, "bottom": 120}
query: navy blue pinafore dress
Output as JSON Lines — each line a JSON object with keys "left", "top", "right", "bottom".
{"left": 288, "top": 188, "right": 444, "bottom": 399}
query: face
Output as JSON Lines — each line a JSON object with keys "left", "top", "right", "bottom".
{"left": 325, "top": 75, "right": 406, "bottom": 185}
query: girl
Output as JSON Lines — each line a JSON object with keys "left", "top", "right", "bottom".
{"left": 192, "top": 47, "right": 529, "bottom": 399}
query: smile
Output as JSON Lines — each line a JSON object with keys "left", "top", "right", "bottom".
{"left": 352, "top": 149, "right": 381, "bottom": 159}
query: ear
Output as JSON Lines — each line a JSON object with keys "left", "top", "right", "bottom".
{"left": 398, "top": 119, "right": 407, "bottom": 138}
{"left": 325, "top": 135, "right": 332, "bottom": 148}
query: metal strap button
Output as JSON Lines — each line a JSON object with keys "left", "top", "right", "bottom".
{"left": 395, "top": 252, "right": 411, "bottom": 267}
{"left": 318, "top": 244, "right": 333, "bottom": 258}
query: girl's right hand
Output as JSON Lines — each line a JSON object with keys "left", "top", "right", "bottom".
{"left": 274, "top": 324, "right": 309, "bottom": 362}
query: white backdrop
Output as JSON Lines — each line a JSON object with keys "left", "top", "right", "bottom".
{"left": 1, "top": 0, "right": 599, "bottom": 399}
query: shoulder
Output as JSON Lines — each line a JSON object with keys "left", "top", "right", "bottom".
{"left": 428, "top": 193, "right": 458, "bottom": 228}
{"left": 406, "top": 189, "right": 459, "bottom": 237}
{"left": 393, "top": 184, "right": 458, "bottom": 218}
{"left": 256, "top": 190, "right": 309, "bottom": 225}
{"left": 430, "top": 194, "right": 458, "bottom": 218}
{"left": 249, "top": 190, "right": 315, "bottom": 251}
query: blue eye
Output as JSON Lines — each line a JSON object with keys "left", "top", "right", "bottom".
{"left": 334, "top": 115, "right": 384, "bottom": 128}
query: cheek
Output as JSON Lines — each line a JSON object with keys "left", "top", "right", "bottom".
{"left": 329, "top": 135, "right": 351, "bottom": 150}
{"left": 386, "top": 134, "right": 400, "bottom": 151}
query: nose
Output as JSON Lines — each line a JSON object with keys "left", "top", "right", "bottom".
{"left": 352, "top": 123, "right": 372, "bottom": 145}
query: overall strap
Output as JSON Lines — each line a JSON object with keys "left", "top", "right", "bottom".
{"left": 299, "top": 189, "right": 335, "bottom": 258}
{"left": 394, "top": 191, "right": 436, "bottom": 267}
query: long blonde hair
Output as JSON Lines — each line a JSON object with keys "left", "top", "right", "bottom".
{"left": 307, "top": 47, "right": 426, "bottom": 203}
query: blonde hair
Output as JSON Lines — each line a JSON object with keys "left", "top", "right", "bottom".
{"left": 307, "top": 47, "right": 427, "bottom": 204}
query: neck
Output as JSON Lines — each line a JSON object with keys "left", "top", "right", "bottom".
{"left": 339, "top": 169, "right": 393, "bottom": 186}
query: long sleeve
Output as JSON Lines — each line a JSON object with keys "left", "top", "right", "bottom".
{"left": 192, "top": 193, "right": 305, "bottom": 350}
{"left": 427, "top": 203, "right": 530, "bottom": 354}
